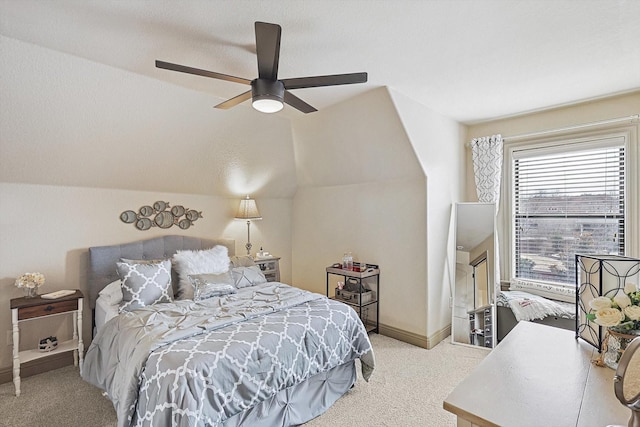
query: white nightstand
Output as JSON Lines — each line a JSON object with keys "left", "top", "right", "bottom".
{"left": 254, "top": 257, "right": 280, "bottom": 282}
{"left": 10, "top": 290, "right": 84, "bottom": 396}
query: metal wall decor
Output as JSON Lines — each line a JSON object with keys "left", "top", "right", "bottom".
{"left": 120, "top": 201, "right": 203, "bottom": 231}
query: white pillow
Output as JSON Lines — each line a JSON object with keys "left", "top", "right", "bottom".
{"left": 98, "top": 280, "right": 123, "bottom": 306}
{"left": 509, "top": 278, "right": 576, "bottom": 303}
{"left": 232, "top": 266, "right": 268, "bottom": 288}
{"left": 172, "top": 245, "right": 230, "bottom": 299}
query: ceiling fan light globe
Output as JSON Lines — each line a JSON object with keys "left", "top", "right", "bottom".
{"left": 251, "top": 79, "right": 285, "bottom": 113}
{"left": 252, "top": 97, "right": 284, "bottom": 113}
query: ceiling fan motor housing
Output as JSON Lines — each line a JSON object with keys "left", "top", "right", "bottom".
{"left": 252, "top": 78, "right": 284, "bottom": 100}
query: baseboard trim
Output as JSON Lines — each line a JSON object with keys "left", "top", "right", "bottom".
{"left": 0, "top": 352, "right": 75, "bottom": 385}
{"left": 378, "top": 323, "right": 451, "bottom": 350}
{"left": 427, "top": 324, "right": 452, "bottom": 349}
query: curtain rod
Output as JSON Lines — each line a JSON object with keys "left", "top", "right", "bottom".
{"left": 466, "top": 114, "right": 639, "bottom": 147}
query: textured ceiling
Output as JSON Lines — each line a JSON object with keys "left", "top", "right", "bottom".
{"left": 1, "top": 0, "right": 639, "bottom": 123}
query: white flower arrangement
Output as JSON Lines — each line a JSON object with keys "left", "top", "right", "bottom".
{"left": 14, "top": 272, "right": 46, "bottom": 289}
{"left": 588, "top": 282, "right": 640, "bottom": 330}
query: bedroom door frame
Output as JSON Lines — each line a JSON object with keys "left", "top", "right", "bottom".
{"left": 470, "top": 252, "right": 489, "bottom": 310}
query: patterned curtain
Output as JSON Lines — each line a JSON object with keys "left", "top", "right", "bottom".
{"left": 471, "top": 135, "right": 503, "bottom": 204}
{"left": 471, "top": 135, "right": 503, "bottom": 297}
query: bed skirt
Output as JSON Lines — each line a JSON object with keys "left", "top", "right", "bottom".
{"left": 223, "top": 360, "right": 357, "bottom": 426}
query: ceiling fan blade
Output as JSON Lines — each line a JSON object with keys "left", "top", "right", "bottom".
{"left": 214, "top": 91, "right": 252, "bottom": 109}
{"left": 282, "top": 72, "right": 368, "bottom": 90}
{"left": 255, "top": 22, "right": 281, "bottom": 80}
{"left": 156, "top": 60, "right": 251, "bottom": 85}
{"left": 283, "top": 91, "right": 317, "bottom": 114}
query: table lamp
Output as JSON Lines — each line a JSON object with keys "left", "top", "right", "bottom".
{"left": 235, "top": 195, "right": 262, "bottom": 255}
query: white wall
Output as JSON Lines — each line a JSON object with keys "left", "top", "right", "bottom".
{"left": 466, "top": 92, "right": 640, "bottom": 262}
{"left": 292, "top": 180, "right": 427, "bottom": 333}
{"left": 1, "top": 34, "right": 467, "bottom": 378}
{"left": 0, "top": 37, "right": 296, "bottom": 372}
{"left": 291, "top": 87, "right": 464, "bottom": 344}
{"left": 0, "top": 183, "right": 293, "bottom": 369}
{"left": 291, "top": 88, "right": 428, "bottom": 336}
{"left": 388, "top": 90, "right": 465, "bottom": 340}
{"left": 465, "top": 91, "right": 640, "bottom": 202}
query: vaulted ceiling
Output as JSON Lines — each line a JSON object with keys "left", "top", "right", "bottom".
{"left": 2, "top": 0, "right": 639, "bottom": 123}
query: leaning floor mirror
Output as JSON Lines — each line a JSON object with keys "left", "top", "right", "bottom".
{"left": 451, "top": 202, "right": 496, "bottom": 349}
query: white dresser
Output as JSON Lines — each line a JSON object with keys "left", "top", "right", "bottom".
{"left": 444, "top": 321, "right": 630, "bottom": 427}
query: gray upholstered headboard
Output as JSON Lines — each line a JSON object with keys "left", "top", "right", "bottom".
{"left": 87, "top": 235, "right": 235, "bottom": 309}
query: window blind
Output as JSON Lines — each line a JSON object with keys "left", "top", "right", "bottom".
{"left": 513, "top": 140, "right": 625, "bottom": 286}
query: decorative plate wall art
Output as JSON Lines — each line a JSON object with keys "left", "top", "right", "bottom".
{"left": 120, "top": 201, "right": 203, "bottom": 231}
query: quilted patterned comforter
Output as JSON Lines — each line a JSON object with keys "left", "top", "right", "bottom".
{"left": 82, "top": 283, "right": 374, "bottom": 427}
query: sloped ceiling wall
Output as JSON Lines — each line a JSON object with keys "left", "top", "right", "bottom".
{"left": 387, "top": 90, "right": 465, "bottom": 338}
{"left": 290, "top": 87, "right": 464, "bottom": 343}
{"left": 0, "top": 35, "right": 296, "bottom": 198}
{"left": 291, "top": 87, "right": 430, "bottom": 337}
{"left": 0, "top": 36, "right": 299, "bottom": 370}
{"left": 292, "top": 88, "right": 423, "bottom": 187}
{"left": 0, "top": 34, "right": 466, "bottom": 353}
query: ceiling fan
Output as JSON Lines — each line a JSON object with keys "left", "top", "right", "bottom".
{"left": 156, "top": 21, "right": 367, "bottom": 114}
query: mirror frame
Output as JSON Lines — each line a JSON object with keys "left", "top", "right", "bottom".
{"left": 614, "top": 336, "right": 640, "bottom": 419}
{"left": 451, "top": 202, "right": 496, "bottom": 349}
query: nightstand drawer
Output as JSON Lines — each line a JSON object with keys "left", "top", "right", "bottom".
{"left": 18, "top": 299, "right": 78, "bottom": 320}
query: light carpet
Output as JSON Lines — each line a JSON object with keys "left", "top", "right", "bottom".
{"left": 0, "top": 334, "right": 487, "bottom": 427}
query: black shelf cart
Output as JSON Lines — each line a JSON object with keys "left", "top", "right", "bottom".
{"left": 326, "top": 264, "right": 379, "bottom": 334}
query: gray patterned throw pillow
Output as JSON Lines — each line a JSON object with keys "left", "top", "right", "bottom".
{"left": 188, "top": 272, "right": 236, "bottom": 301}
{"left": 232, "top": 266, "right": 268, "bottom": 288}
{"left": 116, "top": 260, "right": 173, "bottom": 312}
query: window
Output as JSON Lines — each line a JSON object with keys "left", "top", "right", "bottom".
{"left": 511, "top": 135, "right": 626, "bottom": 287}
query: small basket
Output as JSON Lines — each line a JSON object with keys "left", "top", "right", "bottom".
{"left": 335, "top": 288, "right": 373, "bottom": 304}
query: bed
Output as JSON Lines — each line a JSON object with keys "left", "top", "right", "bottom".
{"left": 496, "top": 279, "right": 576, "bottom": 342}
{"left": 81, "top": 235, "right": 375, "bottom": 427}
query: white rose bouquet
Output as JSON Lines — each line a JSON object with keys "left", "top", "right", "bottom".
{"left": 588, "top": 282, "right": 640, "bottom": 331}
{"left": 14, "top": 272, "right": 46, "bottom": 290}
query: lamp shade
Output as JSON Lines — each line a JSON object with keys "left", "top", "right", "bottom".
{"left": 235, "top": 196, "right": 262, "bottom": 220}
